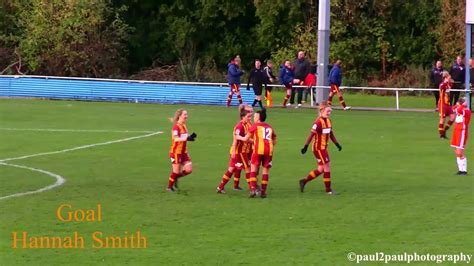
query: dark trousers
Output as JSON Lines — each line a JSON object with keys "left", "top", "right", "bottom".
{"left": 433, "top": 91, "right": 439, "bottom": 108}
{"left": 450, "top": 84, "right": 462, "bottom": 106}
{"left": 290, "top": 87, "right": 304, "bottom": 104}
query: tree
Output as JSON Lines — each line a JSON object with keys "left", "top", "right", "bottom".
{"left": 16, "top": 0, "right": 132, "bottom": 77}
{"left": 434, "top": 0, "right": 466, "bottom": 64}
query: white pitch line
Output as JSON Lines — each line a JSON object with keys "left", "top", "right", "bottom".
{"left": 0, "top": 162, "right": 65, "bottom": 201}
{"left": 0, "top": 131, "right": 162, "bottom": 201}
{"left": 0, "top": 131, "right": 162, "bottom": 162}
{"left": 0, "top": 127, "right": 155, "bottom": 133}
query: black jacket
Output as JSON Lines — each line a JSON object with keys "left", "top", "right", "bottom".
{"left": 247, "top": 67, "right": 267, "bottom": 88}
{"left": 293, "top": 58, "right": 311, "bottom": 80}
{"left": 449, "top": 62, "right": 465, "bottom": 87}
{"left": 429, "top": 67, "right": 443, "bottom": 88}
{"left": 264, "top": 66, "right": 276, "bottom": 82}
{"left": 470, "top": 67, "right": 474, "bottom": 84}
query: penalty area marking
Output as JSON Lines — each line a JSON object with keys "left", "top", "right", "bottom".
{"left": 0, "top": 162, "right": 65, "bottom": 201}
{"left": 0, "top": 131, "right": 163, "bottom": 162}
{"left": 0, "top": 127, "right": 156, "bottom": 134}
{"left": 0, "top": 131, "right": 163, "bottom": 201}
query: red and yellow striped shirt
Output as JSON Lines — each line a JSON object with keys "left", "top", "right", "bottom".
{"left": 230, "top": 121, "right": 251, "bottom": 154}
{"left": 169, "top": 123, "right": 188, "bottom": 154}
{"left": 439, "top": 80, "right": 451, "bottom": 106}
{"left": 248, "top": 122, "right": 276, "bottom": 156}
{"left": 311, "top": 117, "right": 335, "bottom": 151}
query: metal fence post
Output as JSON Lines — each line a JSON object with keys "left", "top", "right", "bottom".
{"left": 396, "top": 90, "right": 400, "bottom": 110}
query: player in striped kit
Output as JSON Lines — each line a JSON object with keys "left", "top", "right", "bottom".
{"left": 241, "top": 109, "right": 276, "bottom": 198}
{"left": 217, "top": 106, "right": 253, "bottom": 193}
{"left": 233, "top": 104, "right": 254, "bottom": 190}
{"left": 167, "top": 109, "right": 197, "bottom": 192}
{"left": 438, "top": 71, "right": 455, "bottom": 139}
{"left": 299, "top": 102, "right": 342, "bottom": 195}
{"left": 451, "top": 98, "right": 471, "bottom": 175}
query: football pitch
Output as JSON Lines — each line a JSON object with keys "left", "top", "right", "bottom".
{"left": 0, "top": 98, "right": 473, "bottom": 265}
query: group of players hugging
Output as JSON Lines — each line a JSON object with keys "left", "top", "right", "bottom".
{"left": 437, "top": 71, "right": 471, "bottom": 175}
{"left": 167, "top": 101, "right": 343, "bottom": 198}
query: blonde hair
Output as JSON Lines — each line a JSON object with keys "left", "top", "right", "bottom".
{"left": 171, "top": 109, "right": 186, "bottom": 123}
{"left": 442, "top": 71, "right": 450, "bottom": 79}
{"left": 319, "top": 101, "right": 329, "bottom": 111}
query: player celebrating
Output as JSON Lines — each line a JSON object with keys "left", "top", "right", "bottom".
{"left": 242, "top": 109, "right": 276, "bottom": 198}
{"left": 233, "top": 104, "right": 254, "bottom": 189}
{"left": 438, "top": 71, "right": 455, "bottom": 139}
{"left": 299, "top": 102, "right": 342, "bottom": 195}
{"left": 167, "top": 109, "right": 197, "bottom": 192}
{"left": 451, "top": 98, "right": 471, "bottom": 175}
{"left": 217, "top": 106, "right": 253, "bottom": 193}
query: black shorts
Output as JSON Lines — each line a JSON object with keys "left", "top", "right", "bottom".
{"left": 253, "top": 84, "right": 263, "bottom": 96}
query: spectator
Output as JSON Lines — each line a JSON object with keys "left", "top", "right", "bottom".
{"left": 429, "top": 60, "right": 443, "bottom": 109}
{"left": 328, "top": 60, "right": 351, "bottom": 110}
{"left": 279, "top": 60, "right": 296, "bottom": 107}
{"left": 449, "top": 55, "right": 465, "bottom": 106}
{"left": 291, "top": 51, "right": 311, "bottom": 108}
{"left": 303, "top": 62, "right": 317, "bottom": 104}
{"left": 264, "top": 60, "right": 276, "bottom": 107}
{"left": 247, "top": 59, "right": 266, "bottom": 109}
{"left": 227, "top": 55, "right": 244, "bottom": 107}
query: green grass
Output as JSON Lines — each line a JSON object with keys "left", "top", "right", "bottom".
{"left": 0, "top": 99, "right": 473, "bottom": 265}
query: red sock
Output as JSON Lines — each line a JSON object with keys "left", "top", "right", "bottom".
{"left": 328, "top": 94, "right": 333, "bottom": 105}
{"left": 218, "top": 170, "right": 233, "bottom": 190}
{"left": 237, "top": 94, "right": 243, "bottom": 104}
{"left": 168, "top": 172, "right": 178, "bottom": 189}
{"left": 445, "top": 120, "right": 453, "bottom": 131}
{"left": 249, "top": 172, "right": 257, "bottom": 191}
{"left": 304, "top": 169, "right": 322, "bottom": 184}
{"left": 438, "top": 123, "right": 444, "bottom": 136}
{"left": 245, "top": 172, "right": 251, "bottom": 189}
{"left": 234, "top": 169, "right": 241, "bottom": 188}
{"left": 261, "top": 174, "right": 269, "bottom": 194}
{"left": 323, "top": 172, "right": 331, "bottom": 192}
{"left": 283, "top": 94, "right": 290, "bottom": 106}
{"left": 227, "top": 92, "right": 233, "bottom": 107}
{"left": 338, "top": 95, "right": 346, "bottom": 108}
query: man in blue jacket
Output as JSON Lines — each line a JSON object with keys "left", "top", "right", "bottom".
{"left": 227, "top": 55, "right": 244, "bottom": 107}
{"left": 328, "top": 60, "right": 351, "bottom": 110}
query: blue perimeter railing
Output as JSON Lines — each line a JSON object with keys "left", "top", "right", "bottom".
{"left": 0, "top": 75, "right": 257, "bottom": 106}
{"left": 0, "top": 75, "right": 468, "bottom": 110}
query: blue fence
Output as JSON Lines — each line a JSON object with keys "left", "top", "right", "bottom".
{"left": 0, "top": 76, "right": 257, "bottom": 106}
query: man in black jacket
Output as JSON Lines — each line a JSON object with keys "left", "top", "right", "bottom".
{"left": 247, "top": 59, "right": 266, "bottom": 108}
{"left": 290, "top": 51, "right": 311, "bottom": 108}
{"left": 429, "top": 60, "right": 443, "bottom": 109}
{"left": 449, "top": 56, "right": 465, "bottom": 106}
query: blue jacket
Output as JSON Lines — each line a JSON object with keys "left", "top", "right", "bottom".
{"left": 329, "top": 64, "right": 342, "bottom": 86}
{"left": 279, "top": 65, "right": 294, "bottom": 86}
{"left": 227, "top": 63, "right": 243, "bottom": 85}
